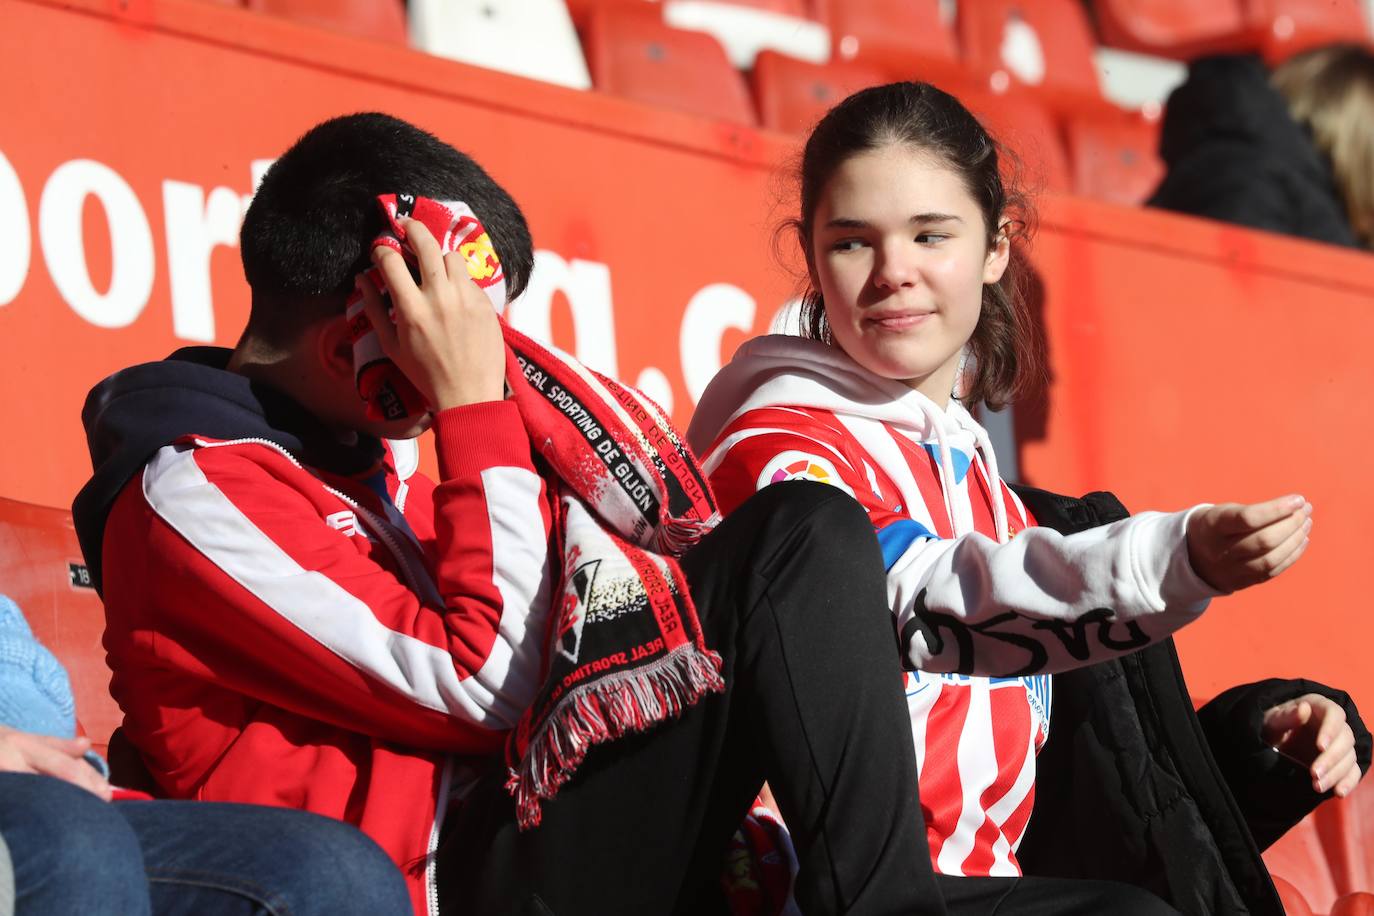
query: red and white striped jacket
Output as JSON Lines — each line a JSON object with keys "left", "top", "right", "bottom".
{"left": 687, "top": 335, "right": 1218, "bottom": 877}
{"left": 89, "top": 381, "right": 554, "bottom": 914}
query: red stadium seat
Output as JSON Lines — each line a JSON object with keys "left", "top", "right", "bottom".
{"left": 1064, "top": 112, "right": 1164, "bottom": 206}
{"left": 956, "top": 0, "right": 1105, "bottom": 107}
{"left": 1334, "top": 893, "right": 1374, "bottom": 916}
{"left": 1093, "top": 0, "right": 1250, "bottom": 58}
{"left": 1265, "top": 776, "right": 1374, "bottom": 915}
{"left": 0, "top": 497, "right": 119, "bottom": 753}
{"left": 955, "top": 86, "right": 1072, "bottom": 194}
{"left": 750, "top": 51, "right": 887, "bottom": 134}
{"left": 1271, "top": 875, "right": 1317, "bottom": 916}
{"left": 583, "top": 5, "right": 756, "bottom": 123}
{"left": 825, "top": 0, "right": 965, "bottom": 81}
{"left": 567, "top": 0, "right": 814, "bottom": 28}
{"left": 243, "top": 0, "right": 407, "bottom": 44}
{"left": 1248, "top": 0, "right": 1371, "bottom": 60}
{"left": 1093, "top": 0, "right": 1369, "bottom": 62}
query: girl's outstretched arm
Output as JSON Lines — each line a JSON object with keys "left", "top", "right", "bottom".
{"left": 889, "top": 495, "right": 1309, "bottom": 677}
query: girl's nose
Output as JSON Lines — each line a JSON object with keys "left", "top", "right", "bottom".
{"left": 874, "top": 247, "right": 919, "bottom": 290}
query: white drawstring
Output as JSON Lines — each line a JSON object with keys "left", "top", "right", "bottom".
{"left": 969, "top": 421, "right": 1010, "bottom": 545}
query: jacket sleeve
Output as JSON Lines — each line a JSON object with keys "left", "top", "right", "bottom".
{"left": 1197, "top": 678, "right": 1373, "bottom": 850}
{"left": 705, "top": 424, "right": 1219, "bottom": 678}
{"left": 106, "top": 400, "right": 552, "bottom": 755}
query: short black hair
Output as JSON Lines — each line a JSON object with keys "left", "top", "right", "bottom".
{"left": 239, "top": 112, "right": 533, "bottom": 346}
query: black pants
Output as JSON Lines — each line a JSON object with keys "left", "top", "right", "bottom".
{"left": 439, "top": 483, "right": 1176, "bottom": 916}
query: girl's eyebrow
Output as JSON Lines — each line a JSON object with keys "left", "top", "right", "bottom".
{"left": 823, "top": 212, "right": 964, "bottom": 230}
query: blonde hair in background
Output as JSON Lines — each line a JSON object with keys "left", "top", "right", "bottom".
{"left": 1271, "top": 44, "right": 1374, "bottom": 249}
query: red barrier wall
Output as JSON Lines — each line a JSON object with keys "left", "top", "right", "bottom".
{"left": 3, "top": 0, "right": 1373, "bottom": 708}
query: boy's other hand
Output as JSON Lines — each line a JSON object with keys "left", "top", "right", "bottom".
{"left": 1262, "top": 694, "right": 1362, "bottom": 797}
{"left": 0, "top": 724, "right": 112, "bottom": 800}
{"left": 364, "top": 219, "right": 506, "bottom": 411}
{"left": 1186, "top": 494, "right": 1312, "bottom": 593}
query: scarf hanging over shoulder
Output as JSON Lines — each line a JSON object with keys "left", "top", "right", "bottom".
{"left": 349, "top": 194, "right": 724, "bottom": 828}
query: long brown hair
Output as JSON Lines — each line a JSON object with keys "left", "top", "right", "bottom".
{"left": 786, "top": 82, "right": 1043, "bottom": 410}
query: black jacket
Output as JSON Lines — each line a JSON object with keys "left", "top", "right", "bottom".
{"left": 1148, "top": 54, "right": 1360, "bottom": 249}
{"left": 1013, "top": 486, "right": 1370, "bottom": 916}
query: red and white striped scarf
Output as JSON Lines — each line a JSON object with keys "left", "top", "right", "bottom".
{"left": 349, "top": 195, "right": 724, "bottom": 828}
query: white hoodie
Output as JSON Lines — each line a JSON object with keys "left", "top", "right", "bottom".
{"left": 688, "top": 334, "right": 1220, "bottom": 680}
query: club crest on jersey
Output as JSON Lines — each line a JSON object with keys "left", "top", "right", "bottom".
{"left": 758, "top": 451, "right": 853, "bottom": 497}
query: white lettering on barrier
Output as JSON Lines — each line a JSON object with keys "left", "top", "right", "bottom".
{"left": 164, "top": 180, "right": 242, "bottom": 342}
{"left": 0, "top": 151, "right": 29, "bottom": 307}
{"left": 39, "top": 159, "right": 154, "bottom": 329}
{"left": 679, "top": 282, "right": 756, "bottom": 405}
{"left": 510, "top": 250, "right": 620, "bottom": 378}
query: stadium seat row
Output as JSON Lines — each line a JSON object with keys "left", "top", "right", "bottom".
{"left": 199, "top": 0, "right": 1371, "bottom": 208}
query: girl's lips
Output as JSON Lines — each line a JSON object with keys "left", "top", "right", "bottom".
{"left": 867, "top": 312, "right": 933, "bottom": 330}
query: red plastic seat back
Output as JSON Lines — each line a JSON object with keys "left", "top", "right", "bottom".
{"left": 751, "top": 51, "right": 887, "bottom": 134}
{"left": 955, "top": 87, "right": 1072, "bottom": 194}
{"left": 957, "top": 0, "right": 1101, "bottom": 99}
{"left": 826, "top": 0, "right": 959, "bottom": 76}
{"left": 1334, "top": 893, "right": 1374, "bottom": 916}
{"left": 1271, "top": 875, "right": 1317, "bottom": 916}
{"left": 583, "top": 5, "right": 756, "bottom": 123}
{"left": 0, "top": 498, "right": 118, "bottom": 753}
{"left": 1265, "top": 775, "right": 1374, "bottom": 914}
{"left": 1093, "top": 0, "right": 1249, "bottom": 55}
{"left": 244, "top": 0, "right": 407, "bottom": 44}
{"left": 1064, "top": 113, "right": 1165, "bottom": 206}
{"left": 1248, "top": 0, "right": 1371, "bottom": 58}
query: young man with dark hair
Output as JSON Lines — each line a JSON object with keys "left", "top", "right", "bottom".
{"left": 73, "top": 112, "right": 952, "bottom": 916}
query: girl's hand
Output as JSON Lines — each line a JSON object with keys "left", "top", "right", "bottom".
{"left": 1262, "top": 694, "right": 1362, "bottom": 797}
{"left": 1186, "top": 494, "right": 1312, "bottom": 593}
{"left": 363, "top": 219, "right": 506, "bottom": 411}
{"left": 0, "top": 725, "right": 112, "bottom": 800}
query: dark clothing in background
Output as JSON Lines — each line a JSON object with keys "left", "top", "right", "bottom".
{"left": 1149, "top": 54, "right": 1360, "bottom": 249}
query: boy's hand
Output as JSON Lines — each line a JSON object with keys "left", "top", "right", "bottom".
{"left": 0, "top": 725, "right": 112, "bottom": 800}
{"left": 1262, "top": 694, "right": 1362, "bottom": 797}
{"left": 1186, "top": 494, "right": 1312, "bottom": 593}
{"left": 363, "top": 219, "right": 506, "bottom": 411}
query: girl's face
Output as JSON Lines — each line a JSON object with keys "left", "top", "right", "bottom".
{"left": 809, "top": 144, "right": 1009, "bottom": 406}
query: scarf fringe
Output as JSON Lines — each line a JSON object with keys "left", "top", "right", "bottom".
{"left": 506, "top": 643, "right": 725, "bottom": 829}
{"left": 653, "top": 511, "right": 722, "bottom": 555}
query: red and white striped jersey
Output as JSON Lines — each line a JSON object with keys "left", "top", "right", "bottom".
{"left": 687, "top": 335, "right": 1217, "bottom": 878}
{"left": 703, "top": 403, "right": 1049, "bottom": 876}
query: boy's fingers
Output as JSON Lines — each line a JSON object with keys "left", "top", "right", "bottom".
{"left": 403, "top": 220, "right": 447, "bottom": 288}
{"left": 371, "top": 246, "right": 419, "bottom": 316}
{"left": 31, "top": 742, "right": 111, "bottom": 799}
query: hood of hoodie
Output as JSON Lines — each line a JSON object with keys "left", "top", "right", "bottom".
{"left": 73, "top": 346, "right": 385, "bottom": 594}
{"left": 686, "top": 335, "right": 1009, "bottom": 541}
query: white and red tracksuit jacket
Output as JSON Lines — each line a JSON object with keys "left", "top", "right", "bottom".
{"left": 74, "top": 349, "right": 556, "bottom": 915}
{"left": 686, "top": 335, "right": 1220, "bottom": 879}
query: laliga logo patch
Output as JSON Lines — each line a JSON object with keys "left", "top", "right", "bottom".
{"left": 758, "top": 451, "right": 853, "bottom": 497}
{"left": 455, "top": 217, "right": 502, "bottom": 287}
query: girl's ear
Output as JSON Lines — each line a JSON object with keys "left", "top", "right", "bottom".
{"left": 983, "top": 220, "right": 1012, "bottom": 284}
